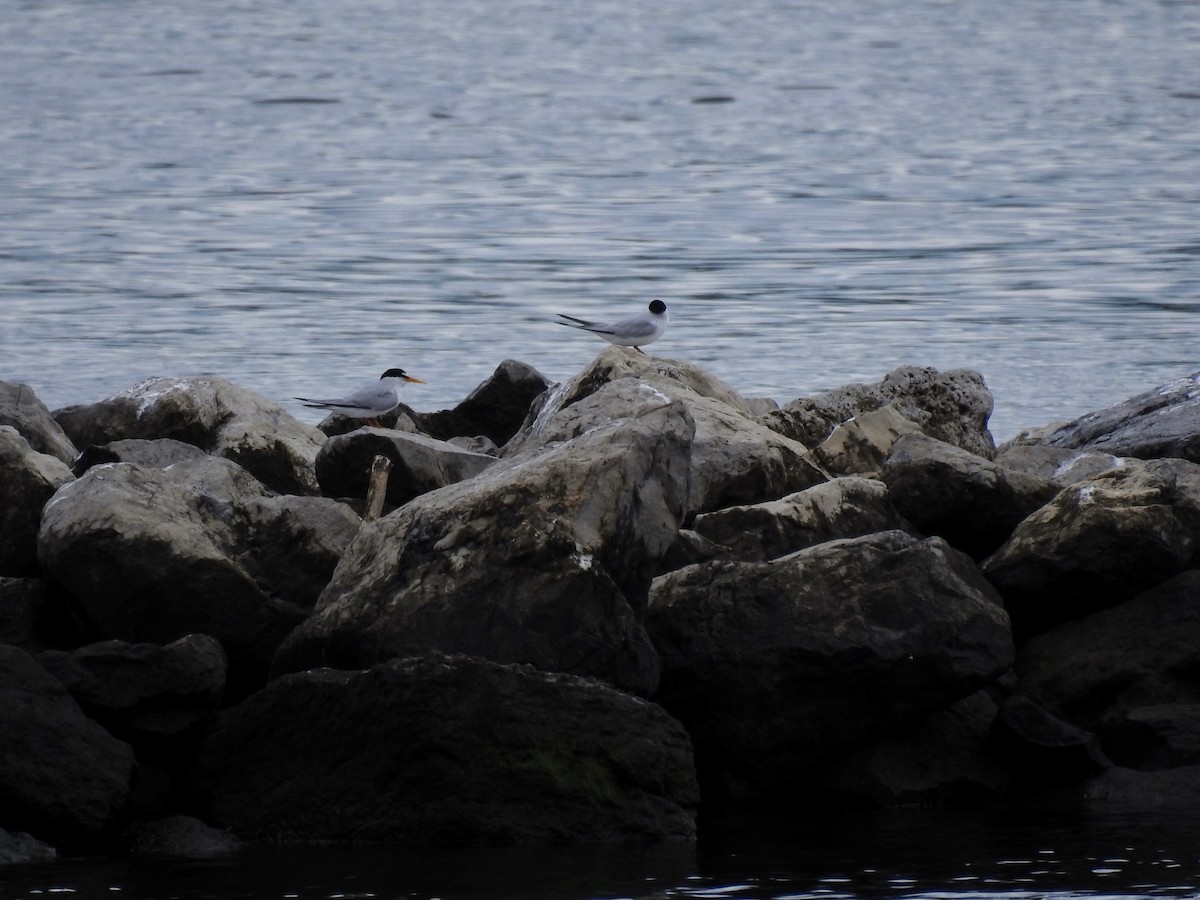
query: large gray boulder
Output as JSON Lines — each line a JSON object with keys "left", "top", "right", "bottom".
{"left": 765, "top": 366, "right": 996, "bottom": 460}
{"left": 1099, "top": 704, "right": 1200, "bottom": 771}
{"left": 273, "top": 401, "right": 695, "bottom": 696}
{"left": 53, "top": 376, "right": 325, "bottom": 495}
{"left": 881, "top": 433, "right": 1060, "bottom": 559}
{"left": 0, "top": 427, "right": 74, "bottom": 577}
{"left": 505, "top": 348, "right": 826, "bottom": 516}
{"left": 646, "top": 530, "right": 1014, "bottom": 804}
{"left": 38, "top": 456, "right": 360, "bottom": 687}
{"left": 0, "top": 380, "right": 78, "bottom": 466}
{"left": 689, "top": 476, "right": 912, "bottom": 563}
{"left": 1010, "top": 372, "right": 1200, "bottom": 463}
{"left": 192, "top": 654, "right": 699, "bottom": 842}
{"left": 314, "top": 428, "right": 495, "bottom": 507}
{"left": 982, "top": 459, "right": 1200, "bottom": 639}
{"left": 0, "top": 645, "right": 135, "bottom": 847}
{"left": 72, "top": 438, "right": 208, "bottom": 477}
{"left": 1013, "top": 571, "right": 1200, "bottom": 732}
{"left": 37, "top": 634, "right": 227, "bottom": 743}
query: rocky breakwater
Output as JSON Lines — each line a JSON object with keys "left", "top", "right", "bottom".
{"left": 5, "top": 356, "right": 1200, "bottom": 861}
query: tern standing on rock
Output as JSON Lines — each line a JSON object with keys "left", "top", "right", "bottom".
{"left": 555, "top": 300, "right": 668, "bottom": 354}
{"left": 295, "top": 367, "right": 425, "bottom": 427}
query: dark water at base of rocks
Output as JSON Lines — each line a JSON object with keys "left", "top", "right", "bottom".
{"left": 6, "top": 807, "right": 1200, "bottom": 900}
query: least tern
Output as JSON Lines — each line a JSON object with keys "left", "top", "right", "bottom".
{"left": 555, "top": 300, "right": 668, "bottom": 354}
{"left": 295, "top": 368, "right": 425, "bottom": 426}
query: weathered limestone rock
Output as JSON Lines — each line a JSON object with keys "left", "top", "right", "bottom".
{"left": 646, "top": 530, "right": 1013, "bottom": 804}
{"left": 811, "top": 405, "right": 924, "bottom": 475}
{"left": 983, "top": 459, "right": 1200, "bottom": 639}
{"left": 38, "top": 456, "right": 360, "bottom": 687}
{"left": 0, "top": 645, "right": 135, "bottom": 847}
{"left": 882, "top": 433, "right": 1060, "bottom": 560}
{"left": 314, "top": 428, "right": 495, "bottom": 507}
{"left": 192, "top": 654, "right": 699, "bottom": 842}
{"left": 273, "top": 401, "right": 695, "bottom": 696}
{"left": 73, "top": 438, "right": 208, "bottom": 477}
{"left": 1013, "top": 571, "right": 1200, "bottom": 730}
{"left": 0, "top": 427, "right": 74, "bottom": 577}
{"left": 0, "top": 380, "right": 78, "bottom": 466}
{"left": 1011, "top": 372, "right": 1200, "bottom": 463}
{"left": 690, "top": 476, "right": 912, "bottom": 563}
{"left": 38, "top": 634, "right": 227, "bottom": 743}
{"left": 53, "top": 376, "right": 325, "bottom": 495}
{"left": 505, "top": 349, "right": 826, "bottom": 516}
{"left": 765, "top": 366, "right": 996, "bottom": 460}
{"left": 993, "top": 444, "right": 1125, "bottom": 487}
{"left": 412, "top": 359, "right": 552, "bottom": 446}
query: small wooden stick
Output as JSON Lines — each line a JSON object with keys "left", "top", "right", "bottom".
{"left": 363, "top": 455, "right": 393, "bottom": 522}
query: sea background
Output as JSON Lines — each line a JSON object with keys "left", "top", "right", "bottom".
{"left": 3, "top": 0, "right": 1199, "bottom": 441}
{"left": 3, "top": 0, "right": 1200, "bottom": 897}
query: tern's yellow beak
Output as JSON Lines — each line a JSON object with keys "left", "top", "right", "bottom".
{"left": 405, "top": 376, "right": 426, "bottom": 384}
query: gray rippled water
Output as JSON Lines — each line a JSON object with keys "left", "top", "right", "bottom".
{"left": 2, "top": 0, "right": 1198, "bottom": 440}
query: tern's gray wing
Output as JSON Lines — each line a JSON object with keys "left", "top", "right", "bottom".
{"left": 338, "top": 382, "right": 399, "bottom": 410}
{"left": 594, "top": 313, "right": 657, "bottom": 339}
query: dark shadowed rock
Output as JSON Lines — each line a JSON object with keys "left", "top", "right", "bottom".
{"left": 0, "top": 380, "right": 78, "bottom": 466}
{"left": 273, "top": 401, "right": 694, "bottom": 696}
{"left": 1013, "top": 571, "right": 1200, "bottom": 730}
{"left": 38, "top": 456, "right": 360, "bottom": 688}
{"left": 1082, "top": 765, "right": 1200, "bottom": 810}
{"left": 53, "top": 376, "right": 325, "bottom": 495}
{"left": 73, "top": 438, "right": 208, "bottom": 477}
{"left": 0, "top": 427, "right": 74, "bottom": 577}
{"left": 413, "top": 359, "right": 552, "bottom": 446}
{"left": 646, "top": 530, "right": 1013, "bottom": 805}
{"left": 0, "top": 645, "right": 135, "bottom": 847}
{"left": 0, "top": 578, "right": 78, "bottom": 651}
{"left": 0, "top": 826, "right": 56, "bottom": 865}
{"left": 991, "top": 697, "right": 1111, "bottom": 790}
{"left": 192, "top": 654, "right": 699, "bottom": 842}
{"left": 505, "top": 348, "right": 826, "bottom": 517}
{"left": 882, "top": 433, "right": 1061, "bottom": 560}
{"left": 983, "top": 459, "right": 1200, "bottom": 639}
{"left": 1010, "top": 372, "right": 1200, "bottom": 463}
{"left": 690, "top": 476, "right": 912, "bottom": 562}
{"left": 765, "top": 366, "right": 996, "bottom": 460}
{"left": 1099, "top": 705, "right": 1200, "bottom": 771}
{"left": 37, "top": 635, "right": 227, "bottom": 744}
{"left": 823, "top": 691, "right": 1010, "bottom": 807}
{"left": 314, "top": 428, "right": 495, "bottom": 506}
{"left": 125, "top": 815, "right": 241, "bottom": 857}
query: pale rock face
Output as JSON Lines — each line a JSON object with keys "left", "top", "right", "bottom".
{"left": 53, "top": 376, "right": 326, "bottom": 495}
{"left": 505, "top": 347, "right": 827, "bottom": 517}
{"left": 273, "top": 399, "right": 697, "bottom": 697}
{"left": 764, "top": 365, "right": 996, "bottom": 460}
